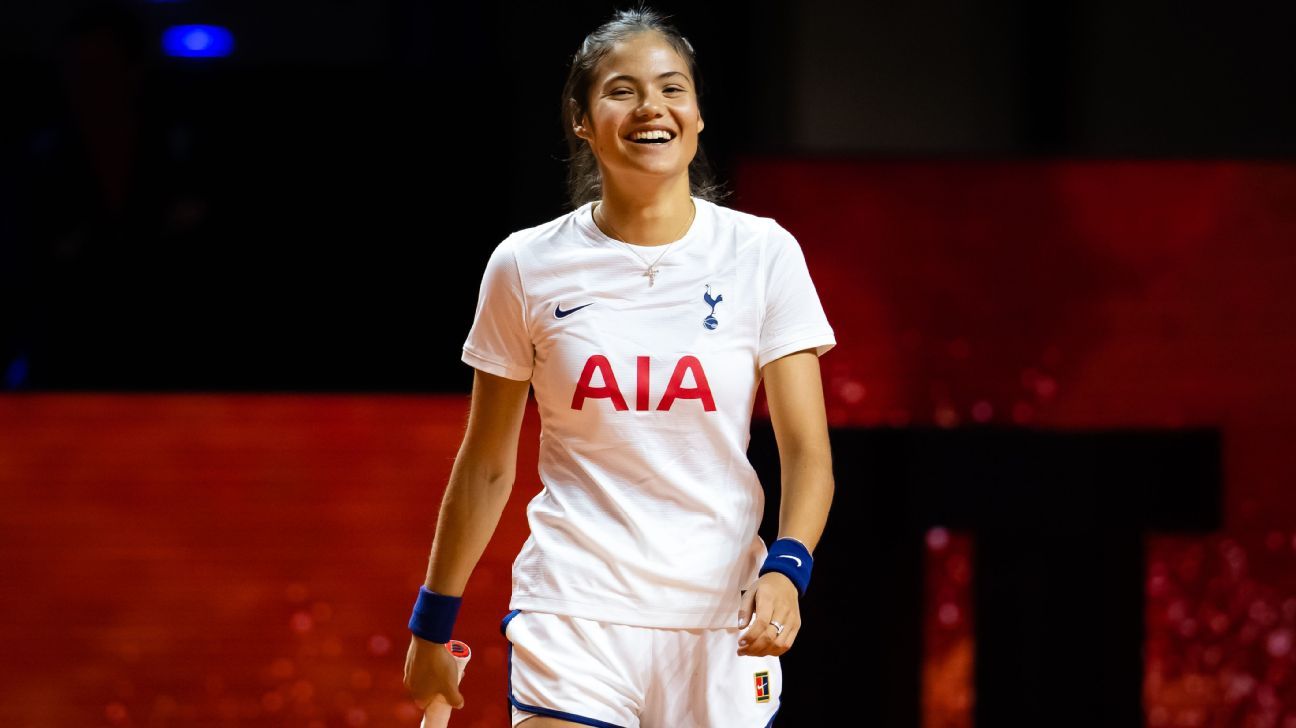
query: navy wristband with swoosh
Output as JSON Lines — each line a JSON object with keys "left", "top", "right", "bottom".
{"left": 759, "top": 538, "right": 814, "bottom": 597}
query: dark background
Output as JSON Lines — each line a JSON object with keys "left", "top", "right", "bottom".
{"left": 2, "top": 0, "right": 1292, "bottom": 390}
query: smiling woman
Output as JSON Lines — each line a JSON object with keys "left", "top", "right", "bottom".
{"left": 560, "top": 12, "right": 726, "bottom": 240}
{"left": 404, "top": 6, "right": 837, "bottom": 728}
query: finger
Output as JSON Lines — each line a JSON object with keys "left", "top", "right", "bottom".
{"left": 738, "top": 587, "right": 756, "bottom": 627}
{"left": 740, "top": 593, "right": 776, "bottom": 646}
{"left": 749, "top": 619, "right": 782, "bottom": 656}
{"left": 753, "top": 605, "right": 796, "bottom": 656}
{"left": 741, "top": 618, "right": 779, "bottom": 656}
{"left": 771, "top": 617, "right": 797, "bottom": 653}
{"left": 739, "top": 619, "right": 769, "bottom": 652}
{"left": 748, "top": 588, "right": 784, "bottom": 639}
{"left": 777, "top": 622, "right": 801, "bottom": 654}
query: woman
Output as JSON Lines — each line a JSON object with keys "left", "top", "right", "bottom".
{"left": 405, "top": 7, "right": 836, "bottom": 727}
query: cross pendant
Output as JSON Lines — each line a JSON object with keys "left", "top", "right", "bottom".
{"left": 644, "top": 266, "right": 658, "bottom": 287}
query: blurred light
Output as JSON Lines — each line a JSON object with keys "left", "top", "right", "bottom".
{"left": 366, "top": 634, "right": 391, "bottom": 656}
{"left": 926, "top": 527, "right": 950, "bottom": 551}
{"left": 1033, "top": 375, "right": 1057, "bottom": 400}
{"left": 1249, "top": 599, "right": 1276, "bottom": 626}
{"left": 934, "top": 405, "right": 958, "bottom": 428}
{"left": 839, "top": 379, "right": 866, "bottom": 404}
{"left": 289, "top": 610, "right": 312, "bottom": 633}
{"left": 1011, "top": 401, "right": 1034, "bottom": 424}
{"left": 938, "top": 602, "right": 960, "bottom": 626}
{"left": 105, "top": 703, "right": 129, "bottom": 722}
{"left": 4, "top": 354, "right": 28, "bottom": 389}
{"left": 162, "top": 25, "right": 234, "bottom": 58}
{"left": 1266, "top": 628, "right": 1292, "bottom": 658}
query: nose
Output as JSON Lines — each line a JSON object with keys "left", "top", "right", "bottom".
{"left": 634, "top": 95, "right": 664, "bottom": 117}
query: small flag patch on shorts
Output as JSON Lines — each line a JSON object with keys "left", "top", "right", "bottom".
{"left": 754, "top": 671, "right": 771, "bottom": 703}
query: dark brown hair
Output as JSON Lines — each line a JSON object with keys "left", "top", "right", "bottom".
{"left": 559, "top": 4, "right": 731, "bottom": 210}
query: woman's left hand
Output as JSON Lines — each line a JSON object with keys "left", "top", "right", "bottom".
{"left": 736, "top": 572, "right": 801, "bottom": 657}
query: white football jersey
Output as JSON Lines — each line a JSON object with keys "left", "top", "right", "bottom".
{"left": 461, "top": 196, "right": 836, "bottom": 629}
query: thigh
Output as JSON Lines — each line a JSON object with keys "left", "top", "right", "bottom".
{"left": 503, "top": 609, "right": 649, "bottom": 728}
{"left": 642, "top": 624, "right": 781, "bottom": 728}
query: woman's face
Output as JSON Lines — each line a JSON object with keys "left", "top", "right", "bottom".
{"left": 575, "top": 32, "right": 704, "bottom": 184}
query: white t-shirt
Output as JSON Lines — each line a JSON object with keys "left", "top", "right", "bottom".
{"left": 461, "top": 196, "right": 836, "bottom": 629}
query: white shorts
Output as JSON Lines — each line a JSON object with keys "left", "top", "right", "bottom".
{"left": 501, "top": 609, "right": 781, "bottom": 728}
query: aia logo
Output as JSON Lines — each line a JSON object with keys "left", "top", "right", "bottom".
{"left": 571, "top": 355, "right": 716, "bottom": 412}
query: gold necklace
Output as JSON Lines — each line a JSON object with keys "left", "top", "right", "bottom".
{"left": 595, "top": 199, "right": 697, "bottom": 287}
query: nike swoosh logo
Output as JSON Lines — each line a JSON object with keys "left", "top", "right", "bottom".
{"left": 555, "top": 302, "right": 595, "bottom": 318}
{"left": 778, "top": 555, "right": 803, "bottom": 567}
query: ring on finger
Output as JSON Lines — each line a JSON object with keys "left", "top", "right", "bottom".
{"left": 770, "top": 619, "right": 785, "bottom": 636}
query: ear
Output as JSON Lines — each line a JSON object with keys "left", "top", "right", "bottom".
{"left": 698, "top": 116, "right": 705, "bottom": 134}
{"left": 572, "top": 102, "right": 591, "bottom": 141}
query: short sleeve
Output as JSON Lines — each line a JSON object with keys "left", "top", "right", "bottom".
{"left": 461, "top": 236, "right": 535, "bottom": 381}
{"left": 757, "top": 220, "right": 837, "bottom": 370}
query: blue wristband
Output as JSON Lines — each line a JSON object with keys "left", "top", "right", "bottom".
{"left": 408, "top": 586, "right": 462, "bottom": 644}
{"left": 759, "top": 538, "right": 814, "bottom": 597}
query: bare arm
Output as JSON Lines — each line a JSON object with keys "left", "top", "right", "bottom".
{"left": 761, "top": 348, "right": 834, "bottom": 554}
{"left": 423, "top": 368, "right": 532, "bottom": 597}
{"left": 405, "top": 368, "right": 530, "bottom": 708}
{"left": 738, "top": 348, "right": 834, "bottom": 657}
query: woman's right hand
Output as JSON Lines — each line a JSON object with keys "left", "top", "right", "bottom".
{"left": 404, "top": 634, "right": 466, "bottom": 712}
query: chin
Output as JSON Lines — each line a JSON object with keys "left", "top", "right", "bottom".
{"left": 622, "top": 165, "right": 692, "bottom": 180}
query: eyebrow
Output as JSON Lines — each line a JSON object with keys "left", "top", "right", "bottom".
{"left": 603, "top": 71, "right": 688, "bottom": 85}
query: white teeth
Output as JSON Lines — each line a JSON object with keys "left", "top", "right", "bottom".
{"left": 630, "top": 130, "right": 674, "bottom": 141}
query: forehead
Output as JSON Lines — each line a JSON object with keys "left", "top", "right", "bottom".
{"left": 594, "top": 33, "right": 691, "bottom": 83}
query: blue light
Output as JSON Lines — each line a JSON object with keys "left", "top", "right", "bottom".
{"left": 4, "top": 353, "right": 28, "bottom": 389}
{"left": 162, "top": 25, "right": 234, "bottom": 58}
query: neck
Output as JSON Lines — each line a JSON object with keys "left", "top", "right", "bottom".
{"left": 595, "top": 176, "right": 695, "bottom": 246}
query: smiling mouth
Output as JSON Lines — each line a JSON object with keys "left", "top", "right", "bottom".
{"left": 626, "top": 130, "right": 677, "bottom": 144}
{"left": 627, "top": 136, "right": 676, "bottom": 146}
